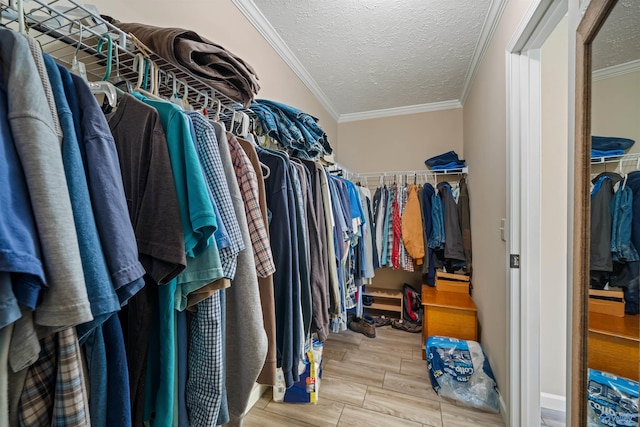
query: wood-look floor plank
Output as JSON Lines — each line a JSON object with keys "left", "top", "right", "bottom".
{"left": 337, "top": 405, "right": 422, "bottom": 427}
{"left": 325, "top": 330, "right": 364, "bottom": 346}
{"left": 264, "top": 397, "right": 344, "bottom": 427}
{"left": 252, "top": 388, "right": 272, "bottom": 409}
{"left": 357, "top": 339, "right": 415, "bottom": 359}
{"left": 319, "top": 377, "right": 368, "bottom": 407}
{"left": 322, "top": 346, "right": 347, "bottom": 361}
{"left": 383, "top": 370, "right": 444, "bottom": 402}
{"left": 243, "top": 407, "right": 316, "bottom": 427}
{"left": 413, "top": 349, "right": 425, "bottom": 360}
{"left": 322, "top": 359, "right": 386, "bottom": 388}
{"left": 363, "top": 386, "right": 443, "bottom": 427}
{"left": 440, "top": 402, "right": 505, "bottom": 427}
{"left": 400, "top": 358, "right": 430, "bottom": 379}
{"left": 342, "top": 348, "right": 402, "bottom": 372}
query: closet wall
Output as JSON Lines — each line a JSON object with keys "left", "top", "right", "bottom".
{"left": 337, "top": 108, "right": 464, "bottom": 172}
{"left": 592, "top": 69, "right": 640, "bottom": 151}
{"left": 540, "top": 16, "right": 569, "bottom": 408}
{"left": 94, "top": 0, "right": 339, "bottom": 148}
{"left": 461, "top": 0, "right": 540, "bottom": 411}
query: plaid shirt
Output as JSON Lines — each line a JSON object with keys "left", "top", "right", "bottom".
{"left": 226, "top": 133, "right": 275, "bottom": 278}
{"left": 187, "top": 113, "right": 244, "bottom": 279}
{"left": 19, "top": 328, "right": 90, "bottom": 427}
{"left": 187, "top": 291, "right": 223, "bottom": 427}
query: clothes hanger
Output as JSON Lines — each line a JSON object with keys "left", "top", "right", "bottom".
{"left": 70, "top": 21, "right": 88, "bottom": 81}
{"left": 107, "top": 36, "right": 133, "bottom": 94}
{"left": 133, "top": 54, "right": 162, "bottom": 101}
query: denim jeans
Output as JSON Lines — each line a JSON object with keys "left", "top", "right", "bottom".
{"left": 619, "top": 171, "right": 640, "bottom": 314}
{"left": 253, "top": 99, "right": 332, "bottom": 156}
{"left": 428, "top": 192, "right": 445, "bottom": 250}
{"left": 611, "top": 186, "right": 640, "bottom": 262}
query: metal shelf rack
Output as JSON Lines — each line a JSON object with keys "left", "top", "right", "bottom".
{"left": 0, "top": 0, "right": 254, "bottom": 115}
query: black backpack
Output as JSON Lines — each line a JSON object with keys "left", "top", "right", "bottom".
{"left": 402, "top": 283, "right": 423, "bottom": 325}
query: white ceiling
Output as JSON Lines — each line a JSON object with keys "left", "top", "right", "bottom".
{"left": 236, "top": 0, "right": 639, "bottom": 121}
{"left": 238, "top": 0, "right": 501, "bottom": 120}
{"left": 592, "top": 0, "right": 640, "bottom": 71}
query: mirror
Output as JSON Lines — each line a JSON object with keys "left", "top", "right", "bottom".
{"left": 575, "top": 0, "right": 640, "bottom": 424}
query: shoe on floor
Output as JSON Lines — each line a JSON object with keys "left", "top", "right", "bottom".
{"left": 373, "top": 315, "right": 392, "bottom": 327}
{"left": 391, "top": 319, "right": 422, "bottom": 333}
{"left": 349, "top": 318, "right": 376, "bottom": 338}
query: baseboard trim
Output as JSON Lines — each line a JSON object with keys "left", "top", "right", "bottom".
{"left": 540, "top": 392, "right": 566, "bottom": 413}
{"left": 244, "top": 383, "right": 269, "bottom": 416}
{"left": 499, "top": 392, "right": 508, "bottom": 422}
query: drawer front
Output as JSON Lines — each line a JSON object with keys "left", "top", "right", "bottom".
{"left": 423, "top": 306, "right": 477, "bottom": 342}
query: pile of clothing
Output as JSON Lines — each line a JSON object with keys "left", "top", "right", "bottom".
{"left": 102, "top": 17, "right": 260, "bottom": 106}
{"left": 425, "top": 150, "right": 466, "bottom": 171}
{"left": 251, "top": 99, "right": 333, "bottom": 159}
{"left": 591, "top": 135, "right": 635, "bottom": 159}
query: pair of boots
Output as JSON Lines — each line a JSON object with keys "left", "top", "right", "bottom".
{"left": 348, "top": 315, "right": 375, "bottom": 338}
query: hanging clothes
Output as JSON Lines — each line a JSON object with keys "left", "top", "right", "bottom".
{"left": 437, "top": 182, "right": 465, "bottom": 264}
{"left": 237, "top": 137, "right": 278, "bottom": 385}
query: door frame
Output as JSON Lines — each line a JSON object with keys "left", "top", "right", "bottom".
{"left": 506, "top": 1, "right": 568, "bottom": 425}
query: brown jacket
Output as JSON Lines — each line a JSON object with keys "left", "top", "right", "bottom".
{"left": 402, "top": 185, "right": 425, "bottom": 264}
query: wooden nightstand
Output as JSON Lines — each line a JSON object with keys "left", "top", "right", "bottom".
{"left": 421, "top": 285, "right": 478, "bottom": 360}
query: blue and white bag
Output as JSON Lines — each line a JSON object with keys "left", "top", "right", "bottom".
{"left": 426, "top": 336, "right": 500, "bottom": 413}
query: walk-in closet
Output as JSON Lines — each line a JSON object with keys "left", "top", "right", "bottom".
{"left": 0, "top": 0, "right": 638, "bottom": 426}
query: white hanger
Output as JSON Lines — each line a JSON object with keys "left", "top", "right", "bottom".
{"left": 70, "top": 22, "right": 88, "bottom": 81}
{"left": 238, "top": 111, "right": 250, "bottom": 137}
{"left": 88, "top": 81, "right": 117, "bottom": 108}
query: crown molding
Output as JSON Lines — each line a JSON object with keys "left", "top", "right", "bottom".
{"left": 338, "top": 100, "right": 462, "bottom": 123}
{"left": 592, "top": 59, "right": 640, "bottom": 81}
{"left": 231, "top": 0, "right": 341, "bottom": 121}
{"left": 460, "top": 0, "right": 508, "bottom": 105}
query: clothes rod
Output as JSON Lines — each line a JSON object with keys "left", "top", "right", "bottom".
{"left": 355, "top": 167, "right": 468, "bottom": 177}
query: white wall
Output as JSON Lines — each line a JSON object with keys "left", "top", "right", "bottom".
{"left": 540, "top": 16, "right": 569, "bottom": 407}
{"left": 592, "top": 69, "right": 640, "bottom": 152}
{"left": 336, "top": 108, "right": 464, "bottom": 173}
{"left": 462, "top": 0, "right": 539, "bottom": 412}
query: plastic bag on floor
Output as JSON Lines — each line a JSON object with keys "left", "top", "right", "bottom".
{"left": 426, "top": 336, "right": 500, "bottom": 413}
{"left": 587, "top": 369, "right": 638, "bottom": 427}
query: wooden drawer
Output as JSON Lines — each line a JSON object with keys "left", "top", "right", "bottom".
{"left": 436, "top": 279, "right": 470, "bottom": 294}
{"left": 421, "top": 286, "right": 478, "bottom": 360}
{"left": 588, "top": 313, "right": 639, "bottom": 380}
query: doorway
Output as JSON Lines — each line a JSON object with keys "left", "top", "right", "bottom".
{"left": 506, "top": 0, "right": 570, "bottom": 425}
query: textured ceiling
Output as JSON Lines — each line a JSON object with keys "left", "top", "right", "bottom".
{"left": 592, "top": 0, "right": 640, "bottom": 70}
{"left": 251, "top": 0, "right": 492, "bottom": 115}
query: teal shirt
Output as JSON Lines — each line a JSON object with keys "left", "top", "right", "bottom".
{"left": 135, "top": 94, "right": 220, "bottom": 427}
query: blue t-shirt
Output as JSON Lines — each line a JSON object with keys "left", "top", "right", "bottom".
{"left": 0, "top": 88, "right": 44, "bottom": 320}
{"left": 44, "top": 56, "right": 120, "bottom": 342}
{"left": 136, "top": 95, "right": 217, "bottom": 427}
{"left": 70, "top": 74, "right": 146, "bottom": 305}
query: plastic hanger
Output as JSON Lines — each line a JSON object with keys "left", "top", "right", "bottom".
{"left": 133, "top": 54, "right": 162, "bottom": 100}
{"left": 96, "top": 34, "right": 113, "bottom": 81}
{"left": 70, "top": 22, "right": 88, "bottom": 81}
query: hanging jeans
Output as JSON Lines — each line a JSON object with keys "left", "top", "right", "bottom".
{"left": 428, "top": 192, "right": 445, "bottom": 250}
{"left": 611, "top": 186, "right": 640, "bottom": 263}
{"left": 618, "top": 171, "right": 640, "bottom": 314}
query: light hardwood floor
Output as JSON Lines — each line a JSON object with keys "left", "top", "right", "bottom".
{"left": 244, "top": 326, "right": 508, "bottom": 427}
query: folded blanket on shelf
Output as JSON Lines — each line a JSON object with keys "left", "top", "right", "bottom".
{"left": 425, "top": 151, "right": 465, "bottom": 169}
{"left": 591, "top": 149, "right": 625, "bottom": 158}
{"left": 102, "top": 17, "right": 260, "bottom": 106}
